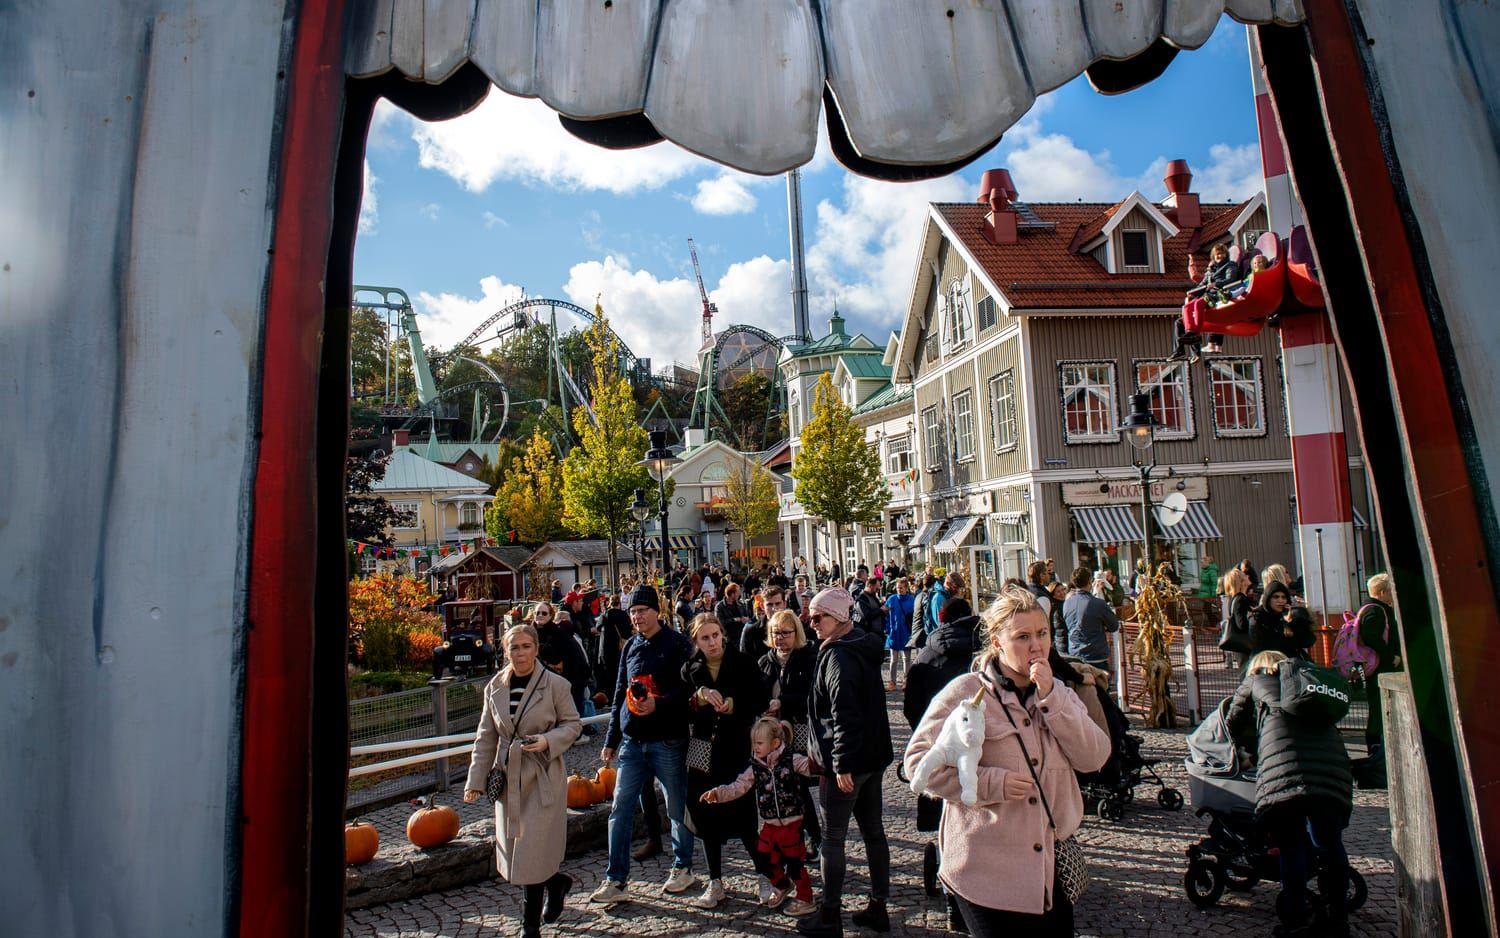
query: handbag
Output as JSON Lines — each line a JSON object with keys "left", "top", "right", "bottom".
{"left": 687, "top": 705, "right": 717, "bottom": 775}
{"left": 988, "top": 675, "right": 1090, "bottom": 905}
{"left": 1218, "top": 595, "right": 1253, "bottom": 655}
{"left": 1278, "top": 658, "right": 1352, "bottom": 725}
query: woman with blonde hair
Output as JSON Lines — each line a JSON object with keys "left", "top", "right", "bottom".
{"left": 904, "top": 587, "right": 1110, "bottom": 935}
{"left": 1219, "top": 568, "right": 1256, "bottom": 671}
{"left": 465, "top": 623, "right": 583, "bottom": 937}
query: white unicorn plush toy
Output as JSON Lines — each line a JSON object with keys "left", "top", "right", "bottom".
{"left": 910, "top": 685, "right": 988, "bottom": 805}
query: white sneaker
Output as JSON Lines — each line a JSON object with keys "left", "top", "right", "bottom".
{"left": 784, "top": 898, "right": 817, "bottom": 917}
{"left": 662, "top": 867, "right": 698, "bottom": 895}
{"left": 765, "top": 881, "right": 791, "bottom": 909}
{"left": 758, "top": 878, "right": 776, "bottom": 905}
{"left": 690, "top": 879, "right": 726, "bottom": 909}
{"left": 588, "top": 880, "right": 628, "bottom": 906}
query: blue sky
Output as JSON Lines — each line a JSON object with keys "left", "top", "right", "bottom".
{"left": 355, "top": 18, "right": 1262, "bottom": 371}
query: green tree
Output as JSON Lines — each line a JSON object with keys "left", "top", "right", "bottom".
{"left": 723, "top": 459, "right": 782, "bottom": 559}
{"left": 561, "top": 317, "right": 655, "bottom": 585}
{"left": 721, "top": 372, "right": 776, "bottom": 451}
{"left": 486, "top": 429, "right": 568, "bottom": 545}
{"left": 791, "top": 372, "right": 886, "bottom": 549}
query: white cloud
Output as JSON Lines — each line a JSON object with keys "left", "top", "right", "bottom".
{"left": 413, "top": 275, "right": 528, "bottom": 349}
{"left": 804, "top": 173, "right": 971, "bottom": 329}
{"left": 367, "top": 99, "right": 404, "bottom": 151}
{"left": 358, "top": 160, "right": 379, "bottom": 235}
{"left": 1001, "top": 121, "right": 1124, "bottom": 201}
{"left": 1189, "top": 143, "right": 1263, "bottom": 202}
{"left": 409, "top": 93, "right": 708, "bottom": 194}
{"left": 481, "top": 211, "right": 508, "bottom": 229}
{"left": 419, "top": 202, "right": 441, "bottom": 221}
{"left": 690, "top": 174, "right": 758, "bottom": 215}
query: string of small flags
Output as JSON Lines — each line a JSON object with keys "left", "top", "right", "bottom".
{"left": 347, "top": 537, "right": 498, "bottom": 559}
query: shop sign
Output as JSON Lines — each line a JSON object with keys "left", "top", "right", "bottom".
{"left": 942, "top": 491, "right": 993, "bottom": 516}
{"left": 1062, "top": 476, "right": 1208, "bottom": 506}
{"left": 889, "top": 510, "right": 915, "bottom": 532}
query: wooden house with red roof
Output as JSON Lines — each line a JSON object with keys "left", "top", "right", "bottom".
{"left": 890, "top": 164, "right": 1377, "bottom": 605}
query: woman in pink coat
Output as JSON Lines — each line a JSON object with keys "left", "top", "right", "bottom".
{"left": 904, "top": 586, "right": 1110, "bottom": 936}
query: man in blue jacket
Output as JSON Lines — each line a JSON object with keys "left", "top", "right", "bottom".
{"left": 590, "top": 584, "right": 698, "bottom": 906}
{"left": 1062, "top": 566, "right": 1121, "bottom": 678}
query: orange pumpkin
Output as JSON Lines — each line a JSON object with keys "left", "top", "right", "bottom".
{"left": 405, "top": 794, "right": 460, "bottom": 849}
{"left": 566, "top": 773, "right": 596, "bottom": 809}
{"left": 344, "top": 821, "right": 379, "bottom": 865}
{"left": 594, "top": 764, "right": 617, "bottom": 801}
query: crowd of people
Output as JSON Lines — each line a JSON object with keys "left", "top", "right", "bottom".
{"left": 458, "top": 553, "right": 1402, "bottom": 938}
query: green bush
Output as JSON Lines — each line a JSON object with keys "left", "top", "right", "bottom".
{"left": 349, "top": 670, "right": 430, "bottom": 696}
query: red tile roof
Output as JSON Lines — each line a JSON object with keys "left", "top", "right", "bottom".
{"left": 935, "top": 199, "right": 1249, "bottom": 310}
{"left": 1069, "top": 202, "right": 1123, "bottom": 252}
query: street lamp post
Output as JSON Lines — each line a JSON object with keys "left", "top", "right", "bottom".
{"left": 631, "top": 487, "right": 652, "bottom": 583}
{"left": 641, "top": 429, "right": 679, "bottom": 587}
{"left": 1122, "top": 391, "right": 1159, "bottom": 574}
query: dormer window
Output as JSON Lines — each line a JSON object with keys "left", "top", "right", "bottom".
{"left": 1120, "top": 229, "right": 1151, "bottom": 270}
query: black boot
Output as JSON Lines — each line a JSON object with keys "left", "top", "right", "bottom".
{"left": 522, "top": 883, "right": 544, "bottom": 938}
{"left": 796, "top": 903, "right": 843, "bottom": 938}
{"left": 851, "top": 898, "right": 890, "bottom": 932}
{"left": 543, "top": 872, "right": 572, "bottom": 924}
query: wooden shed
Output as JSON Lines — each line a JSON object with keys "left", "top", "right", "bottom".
{"left": 429, "top": 545, "right": 534, "bottom": 601}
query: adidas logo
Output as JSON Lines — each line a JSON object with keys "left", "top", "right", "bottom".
{"left": 1307, "top": 683, "right": 1349, "bottom": 703}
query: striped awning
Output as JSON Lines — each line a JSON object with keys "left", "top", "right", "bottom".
{"left": 934, "top": 516, "right": 981, "bottom": 551}
{"left": 644, "top": 535, "right": 698, "bottom": 551}
{"left": 1157, "top": 501, "right": 1224, "bottom": 541}
{"left": 1071, "top": 505, "right": 1145, "bottom": 546}
{"left": 994, "top": 511, "right": 1026, "bottom": 525}
{"left": 1352, "top": 507, "right": 1368, "bottom": 530}
{"left": 911, "top": 520, "right": 944, "bottom": 548}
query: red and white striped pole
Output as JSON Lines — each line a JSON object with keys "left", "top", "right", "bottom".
{"left": 1250, "top": 34, "right": 1356, "bottom": 626}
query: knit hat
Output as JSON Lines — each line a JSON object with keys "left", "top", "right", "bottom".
{"left": 808, "top": 587, "right": 853, "bottom": 623}
{"left": 939, "top": 596, "right": 973, "bottom": 623}
{"left": 627, "top": 583, "right": 660, "bottom": 612}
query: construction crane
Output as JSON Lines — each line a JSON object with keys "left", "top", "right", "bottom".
{"left": 688, "top": 237, "right": 717, "bottom": 347}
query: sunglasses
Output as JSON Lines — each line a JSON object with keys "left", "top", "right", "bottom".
{"left": 772, "top": 630, "right": 797, "bottom": 637}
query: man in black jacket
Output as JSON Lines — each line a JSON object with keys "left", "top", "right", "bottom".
{"left": 853, "top": 578, "right": 885, "bottom": 636}
{"left": 713, "top": 581, "right": 750, "bottom": 650}
{"left": 799, "top": 587, "right": 892, "bottom": 937}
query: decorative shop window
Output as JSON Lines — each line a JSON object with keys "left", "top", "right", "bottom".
{"left": 390, "top": 500, "right": 421, "bottom": 529}
{"left": 1209, "top": 357, "right": 1266, "bottom": 437}
{"left": 1120, "top": 229, "right": 1151, "bottom": 270}
{"left": 886, "top": 432, "right": 913, "bottom": 475}
{"left": 1058, "top": 361, "right": 1119, "bottom": 444}
{"left": 1134, "top": 360, "right": 1194, "bottom": 439}
{"left": 988, "top": 370, "right": 1019, "bottom": 453}
{"left": 952, "top": 390, "right": 975, "bottom": 462}
{"left": 921, "top": 404, "right": 945, "bottom": 471}
{"left": 976, "top": 295, "right": 999, "bottom": 331}
{"left": 945, "top": 278, "right": 972, "bottom": 351}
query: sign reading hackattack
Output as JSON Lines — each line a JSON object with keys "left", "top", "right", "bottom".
{"left": 1061, "top": 476, "right": 1209, "bottom": 507}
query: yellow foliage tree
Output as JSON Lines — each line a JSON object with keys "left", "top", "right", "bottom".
{"left": 723, "top": 459, "right": 781, "bottom": 556}
{"left": 485, "top": 428, "right": 566, "bottom": 545}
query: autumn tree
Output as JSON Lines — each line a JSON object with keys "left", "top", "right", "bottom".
{"left": 347, "top": 573, "right": 442, "bottom": 672}
{"left": 723, "top": 459, "right": 781, "bottom": 558}
{"left": 561, "top": 316, "right": 655, "bottom": 585}
{"left": 791, "top": 372, "right": 886, "bottom": 550}
{"left": 486, "top": 428, "right": 567, "bottom": 545}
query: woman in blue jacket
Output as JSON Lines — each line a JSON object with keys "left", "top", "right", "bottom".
{"left": 882, "top": 577, "right": 916, "bottom": 691}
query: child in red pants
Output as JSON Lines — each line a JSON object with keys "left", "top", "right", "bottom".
{"left": 701, "top": 716, "right": 819, "bottom": 915}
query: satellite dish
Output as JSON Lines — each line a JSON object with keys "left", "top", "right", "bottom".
{"left": 1155, "top": 491, "right": 1188, "bottom": 528}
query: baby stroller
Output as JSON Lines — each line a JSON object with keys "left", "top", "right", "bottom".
{"left": 1072, "top": 660, "right": 1183, "bottom": 821}
{"left": 1182, "top": 698, "right": 1368, "bottom": 912}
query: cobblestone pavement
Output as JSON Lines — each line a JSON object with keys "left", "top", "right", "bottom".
{"left": 347, "top": 694, "right": 1396, "bottom": 937}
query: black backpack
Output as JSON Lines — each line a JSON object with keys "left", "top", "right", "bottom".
{"left": 1278, "top": 658, "right": 1352, "bottom": 725}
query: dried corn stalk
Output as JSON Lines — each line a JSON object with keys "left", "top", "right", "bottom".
{"left": 1132, "top": 563, "right": 1183, "bottom": 728}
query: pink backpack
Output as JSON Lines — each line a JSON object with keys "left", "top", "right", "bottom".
{"left": 1332, "top": 604, "right": 1385, "bottom": 680}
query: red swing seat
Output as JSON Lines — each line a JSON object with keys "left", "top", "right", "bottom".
{"left": 1180, "top": 232, "right": 1288, "bottom": 337}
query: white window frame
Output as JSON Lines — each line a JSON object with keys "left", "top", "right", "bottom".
{"left": 390, "top": 499, "right": 421, "bottom": 530}
{"left": 988, "top": 370, "right": 1019, "bottom": 454}
{"left": 952, "top": 390, "right": 975, "bottom": 463}
{"left": 885, "top": 432, "right": 913, "bottom": 475}
{"left": 1209, "top": 357, "right": 1267, "bottom": 437}
{"left": 460, "top": 501, "right": 480, "bottom": 527}
{"left": 1133, "top": 359, "right": 1195, "bottom": 440}
{"left": 1120, "top": 228, "right": 1152, "bottom": 271}
{"left": 1058, "top": 361, "right": 1119, "bottom": 444}
{"left": 944, "top": 278, "right": 972, "bottom": 352}
{"left": 359, "top": 552, "right": 377, "bottom": 574}
{"left": 921, "top": 404, "right": 945, "bottom": 471}
{"left": 788, "top": 386, "right": 800, "bottom": 436}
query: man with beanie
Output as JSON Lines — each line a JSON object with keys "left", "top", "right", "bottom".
{"left": 798, "top": 587, "right": 893, "bottom": 937}
{"left": 590, "top": 584, "right": 699, "bottom": 906}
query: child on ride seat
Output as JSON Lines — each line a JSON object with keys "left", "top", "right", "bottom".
{"left": 1171, "top": 243, "right": 1244, "bottom": 362}
{"left": 700, "top": 716, "right": 819, "bottom": 915}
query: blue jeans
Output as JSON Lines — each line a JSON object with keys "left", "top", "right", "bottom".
{"left": 606, "top": 737, "right": 693, "bottom": 884}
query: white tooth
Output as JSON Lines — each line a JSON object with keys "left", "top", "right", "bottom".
{"left": 348, "top": 0, "right": 396, "bottom": 78}
{"left": 1162, "top": 0, "right": 1226, "bottom": 50}
{"left": 470, "top": 0, "right": 539, "bottom": 96}
{"left": 391, "top": 0, "right": 426, "bottom": 78}
{"left": 645, "top": 0, "right": 822, "bottom": 175}
{"left": 1080, "top": 0, "right": 1162, "bottom": 60}
{"left": 1005, "top": 0, "right": 1091, "bottom": 94}
{"left": 1225, "top": 0, "right": 1276, "bottom": 22}
{"left": 822, "top": 0, "right": 1032, "bottom": 166}
{"left": 535, "top": 0, "right": 661, "bottom": 119}
{"left": 423, "top": 0, "right": 476, "bottom": 85}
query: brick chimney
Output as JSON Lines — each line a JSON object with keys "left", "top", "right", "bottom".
{"left": 1161, "top": 158, "right": 1201, "bottom": 229}
{"left": 393, "top": 428, "right": 410, "bottom": 447}
{"left": 978, "top": 168, "right": 1018, "bottom": 245}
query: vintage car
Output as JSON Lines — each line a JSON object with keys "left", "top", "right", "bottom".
{"left": 432, "top": 600, "right": 498, "bottom": 680}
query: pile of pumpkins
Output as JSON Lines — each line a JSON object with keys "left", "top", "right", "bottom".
{"left": 344, "top": 793, "right": 462, "bottom": 865}
{"left": 566, "top": 764, "right": 617, "bottom": 809}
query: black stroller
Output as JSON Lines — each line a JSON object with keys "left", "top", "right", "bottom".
{"left": 1072, "top": 660, "right": 1183, "bottom": 821}
{"left": 1182, "top": 698, "right": 1368, "bottom": 912}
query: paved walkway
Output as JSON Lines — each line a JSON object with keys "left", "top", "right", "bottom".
{"left": 346, "top": 695, "right": 1396, "bottom": 937}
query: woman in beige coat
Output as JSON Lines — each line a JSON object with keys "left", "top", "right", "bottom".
{"left": 904, "top": 586, "right": 1110, "bottom": 937}
{"left": 465, "top": 623, "right": 582, "bottom": 937}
